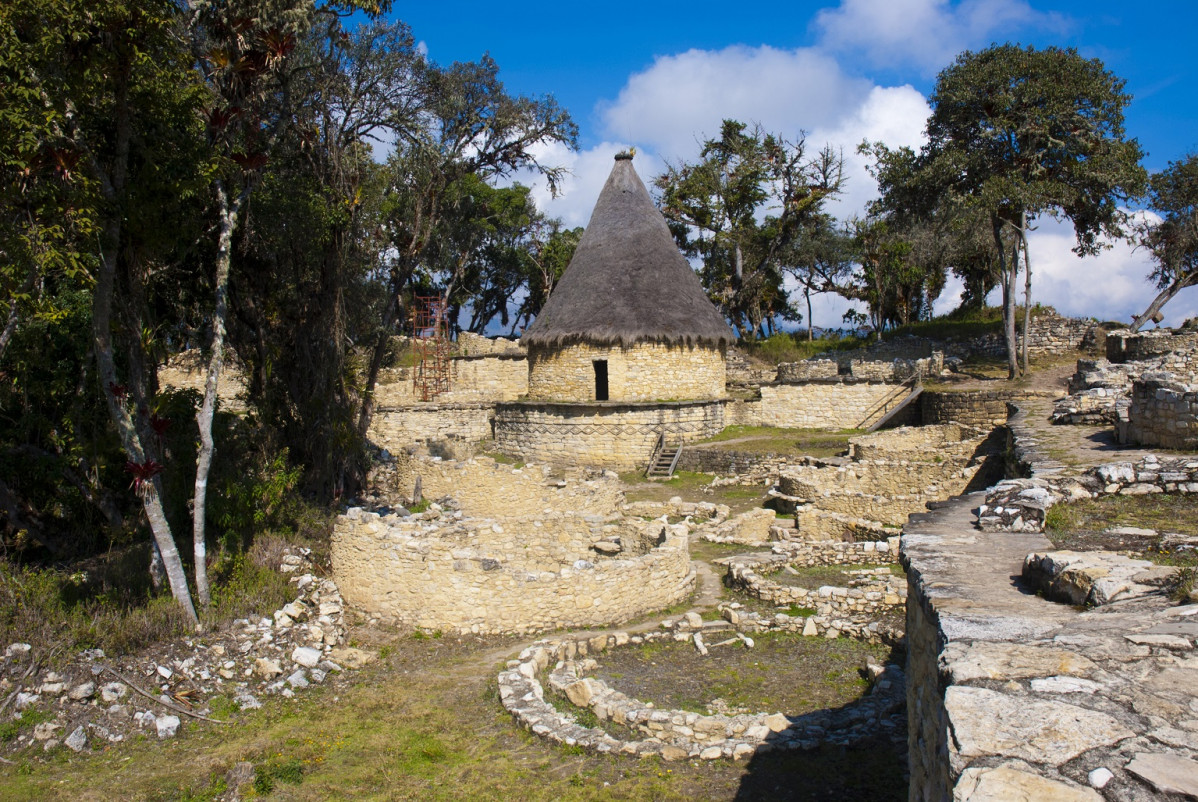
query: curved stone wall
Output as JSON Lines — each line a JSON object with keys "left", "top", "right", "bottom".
{"left": 527, "top": 341, "right": 726, "bottom": 403}
{"left": 332, "top": 509, "right": 695, "bottom": 634}
{"left": 498, "top": 619, "right": 905, "bottom": 761}
{"left": 494, "top": 399, "right": 725, "bottom": 469}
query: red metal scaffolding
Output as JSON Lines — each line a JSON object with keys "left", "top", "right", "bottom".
{"left": 411, "top": 295, "right": 451, "bottom": 401}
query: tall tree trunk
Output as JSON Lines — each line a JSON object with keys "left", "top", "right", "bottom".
{"left": 1019, "top": 218, "right": 1032, "bottom": 376}
{"left": 89, "top": 67, "right": 198, "bottom": 626}
{"left": 95, "top": 228, "right": 198, "bottom": 625}
{"left": 805, "top": 285, "right": 814, "bottom": 341}
{"left": 1130, "top": 273, "right": 1197, "bottom": 332}
{"left": 993, "top": 218, "right": 1018, "bottom": 380}
{"left": 192, "top": 181, "right": 243, "bottom": 607}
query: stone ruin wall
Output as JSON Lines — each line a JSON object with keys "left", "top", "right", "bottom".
{"left": 157, "top": 351, "right": 248, "bottom": 412}
{"left": 368, "top": 404, "right": 495, "bottom": 457}
{"left": 526, "top": 342, "right": 726, "bottom": 403}
{"left": 1122, "top": 378, "right": 1198, "bottom": 450}
{"left": 832, "top": 309, "right": 1096, "bottom": 363}
{"left": 904, "top": 403, "right": 1198, "bottom": 801}
{"left": 388, "top": 457, "right": 624, "bottom": 519}
{"left": 332, "top": 457, "right": 694, "bottom": 634}
{"left": 848, "top": 422, "right": 985, "bottom": 462}
{"left": 772, "top": 425, "right": 993, "bottom": 533}
{"left": 494, "top": 400, "right": 726, "bottom": 470}
{"left": 1106, "top": 327, "right": 1198, "bottom": 363}
{"left": 757, "top": 383, "right": 898, "bottom": 429}
{"left": 333, "top": 509, "right": 694, "bottom": 634}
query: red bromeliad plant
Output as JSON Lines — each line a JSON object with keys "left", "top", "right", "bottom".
{"left": 125, "top": 459, "right": 165, "bottom": 498}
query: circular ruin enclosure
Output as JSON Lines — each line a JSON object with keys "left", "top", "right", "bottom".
{"left": 332, "top": 457, "right": 696, "bottom": 635}
{"left": 493, "top": 398, "right": 726, "bottom": 469}
{"left": 498, "top": 611, "right": 905, "bottom": 761}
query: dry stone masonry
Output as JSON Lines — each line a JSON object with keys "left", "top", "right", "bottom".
{"left": 497, "top": 619, "right": 904, "bottom": 761}
{"left": 332, "top": 456, "right": 696, "bottom": 634}
{"left": 904, "top": 401, "right": 1198, "bottom": 801}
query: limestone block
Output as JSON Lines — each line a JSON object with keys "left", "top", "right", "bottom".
{"left": 954, "top": 764, "right": 1102, "bottom": 801}
{"left": 945, "top": 687, "right": 1134, "bottom": 765}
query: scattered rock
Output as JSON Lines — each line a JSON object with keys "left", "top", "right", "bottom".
{"left": 291, "top": 646, "right": 322, "bottom": 668}
{"left": 64, "top": 726, "right": 87, "bottom": 753}
{"left": 155, "top": 715, "right": 181, "bottom": 739}
{"left": 68, "top": 681, "right": 96, "bottom": 701}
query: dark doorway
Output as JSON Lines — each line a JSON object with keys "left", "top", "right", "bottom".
{"left": 593, "top": 360, "right": 609, "bottom": 401}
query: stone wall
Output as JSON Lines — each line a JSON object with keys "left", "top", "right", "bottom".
{"left": 904, "top": 405, "right": 1198, "bottom": 801}
{"left": 757, "top": 382, "right": 898, "bottom": 429}
{"left": 775, "top": 359, "right": 839, "bottom": 381}
{"left": 494, "top": 400, "right": 726, "bottom": 469}
{"left": 457, "top": 331, "right": 524, "bottom": 356}
{"left": 1122, "top": 377, "right": 1198, "bottom": 450}
{"left": 1106, "top": 327, "right": 1198, "bottom": 363}
{"left": 920, "top": 389, "right": 1029, "bottom": 428}
{"left": 158, "top": 350, "right": 248, "bottom": 412}
{"left": 368, "top": 404, "right": 494, "bottom": 454}
{"left": 848, "top": 422, "right": 987, "bottom": 462}
{"left": 332, "top": 508, "right": 694, "bottom": 634}
{"left": 775, "top": 353, "right": 943, "bottom": 383}
{"left": 389, "top": 457, "right": 624, "bottom": 519}
{"left": 826, "top": 310, "right": 1095, "bottom": 363}
{"left": 443, "top": 354, "right": 527, "bottom": 402}
{"left": 527, "top": 341, "right": 726, "bottom": 403}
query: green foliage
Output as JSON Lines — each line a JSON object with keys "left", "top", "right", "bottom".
{"left": 253, "top": 756, "right": 304, "bottom": 794}
{"left": 656, "top": 119, "right": 844, "bottom": 338}
{"left": 1168, "top": 567, "right": 1196, "bottom": 602}
{"left": 213, "top": 449, "right": 301, "bottom": 555}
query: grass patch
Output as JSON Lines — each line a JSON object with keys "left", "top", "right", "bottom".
{"left": 591, "top": 630, "right": 886, "bottom": 717}
{"left": 693, "top": 426, "right": 859, "bottom": 459}
{"left": 1045, "top": 495, "right": 1198, "bottom": 541}
{"left": 765, "top": 563, "right": 899, "bottom": 591}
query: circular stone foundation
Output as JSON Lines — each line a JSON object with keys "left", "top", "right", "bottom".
{"left": 498, "top": 611, "right": 905, "bottom": 760}
{"left": 332, "top": 458, "right": 696, "bottom": 634}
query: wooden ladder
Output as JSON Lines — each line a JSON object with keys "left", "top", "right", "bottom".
{"left": 645, "top": 433, "right": 683, "bottom": 479}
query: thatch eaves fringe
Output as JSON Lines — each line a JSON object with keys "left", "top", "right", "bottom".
{"left": 521, "top": 155, "right": 734, "bottom": 349}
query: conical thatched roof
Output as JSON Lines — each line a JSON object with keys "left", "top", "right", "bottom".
{"left": 521, "top": 153, "right": 734, "bottom": 348}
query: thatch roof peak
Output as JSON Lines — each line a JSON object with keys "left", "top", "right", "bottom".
{"left": 521, "top": 155, "right": 734, "bottom": 349}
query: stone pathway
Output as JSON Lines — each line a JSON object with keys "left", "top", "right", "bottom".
{"left": 903, "top": 364, "right": 1198, "bottom": 800}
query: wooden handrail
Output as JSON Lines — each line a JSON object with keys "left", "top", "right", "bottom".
{"left": 857, "top": 374, "right": 920, "bottom": 429}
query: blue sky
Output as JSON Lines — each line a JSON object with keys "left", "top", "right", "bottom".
{"left": 392, "top": 0, "right": 1198, "bottom": 329}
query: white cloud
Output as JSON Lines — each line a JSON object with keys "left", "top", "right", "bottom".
{"left": 810, "top": 84, "right": 930, "bottom": 220}
{"left": 521, "top": 35, "right": 1186, "bottom": 332}
{"left": 599, "top": 45, "right": 874, "bottom": 161}
{"left": 1019, "top": 214, "right": 1196, "bottom": 328}
{"left": 813, "top": 0, "right": 1068, "bottom": 74}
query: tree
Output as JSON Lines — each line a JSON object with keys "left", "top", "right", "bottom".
{"left": 655, "top": 120, "right": 844, "bottom": 338}
{"left": 922, "top": 44, "right": 1147, "bottom": 377}
{"left": 8, "top": 0, "right": 210, "bottom": 623}
{"left": 227, "top": 16, "right": 423, "bottom": 499}
{"left": 357, "top": 56, "right": 576, "bottom": 440}
{"left": 783, "top": 214, "right": 854, "bottom": 340}
{"left": 182, "top": 0, "right": 391, "bottom": 606}
{"left": 1130, "top": 153, "right": 1198, "bottom": 330}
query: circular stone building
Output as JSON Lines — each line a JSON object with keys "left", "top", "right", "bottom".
{"left": 495, "top": 153, "right": 735, "bottom": 468}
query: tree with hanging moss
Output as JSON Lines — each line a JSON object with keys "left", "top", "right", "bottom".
{"left": 655, "top": 120, "right": 844, "bottom": 339}
{"left": 920, "top": 44, "right": 1147, "bottom": 377}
